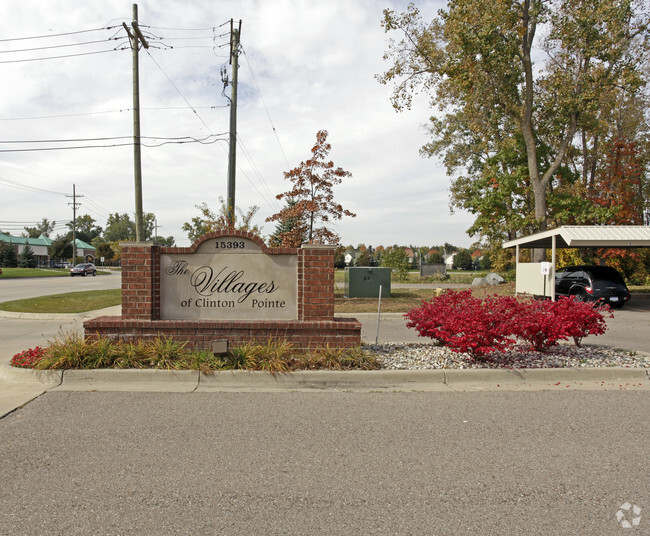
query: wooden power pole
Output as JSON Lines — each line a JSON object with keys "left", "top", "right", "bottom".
{"left": 123, "top": 3, "right": 149, "bottom": 242}
{"left": 67, "top": 184, "right": 83, "bottom": 264}
{"left": 226, "top": 20, "right": 241, "bottom": 228}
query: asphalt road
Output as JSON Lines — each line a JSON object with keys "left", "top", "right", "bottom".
{"left": 1, "top": 390, "right": 647, "bottom": 535}
{"left": 0, "top": 276, "right": 648, "bottom": 534}
{"left": 0, "top": 271, "right": 121, "bottom": 302}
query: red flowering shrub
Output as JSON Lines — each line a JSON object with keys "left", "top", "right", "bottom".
{"left": 504, "top": 300, "right": 567, "bottom": 352}
{"left": 506, "top": 298, "right": 610, "bottom": 351}
{"left": 405, "top": 290, "right": 519, "bottom": 358}
{"left": 406, "top": 291, "right": 611, "bottom": 357}
{"left": 11, "top": 346, "right": 46, "bottom": 368}
{"left": 548, "top": 297, "right": 610, "bottom": 348}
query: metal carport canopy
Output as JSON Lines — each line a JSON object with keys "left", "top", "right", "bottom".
{"left": 502, "top": 225, "right": 650, "bottom": 249}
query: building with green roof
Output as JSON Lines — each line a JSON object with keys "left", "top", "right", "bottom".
{"left": 0, "top": 232, "right": 95, "bottom": 266}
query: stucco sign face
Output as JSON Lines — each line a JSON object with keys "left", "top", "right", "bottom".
{"left": 160, "top": 237, "right": 298, "bottom": 320}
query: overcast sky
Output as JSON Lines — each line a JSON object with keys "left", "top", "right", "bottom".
{"left": 0, "top": 0, "right": 474, "bottom": 249}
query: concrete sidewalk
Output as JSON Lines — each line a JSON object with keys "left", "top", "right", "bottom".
{"left": 1, "top": 307, "right": 649, "bottom": 419}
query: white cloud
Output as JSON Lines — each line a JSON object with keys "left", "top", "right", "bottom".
{"left": 0, "top": 0, "right": 474, "bottom": 248}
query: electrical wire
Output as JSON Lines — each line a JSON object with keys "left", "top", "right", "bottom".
{"left": 0, "top": 133, "right": 229, "bottom": 152}
{"left": 149, "top": 36, "right": 216, "bottom": 41}
{"left": 144, "top": 48, "right": 216, "bottom": 134}
{"left": 0, "top": 105, "right": 228, "bottom": 122}
{"left": 1, "top": 135, "right": 133, "bottom": 144}
{"left": 0, "top": 48, "right": 124, "bottom": 64}
{"left": 0, "top": 39, "right": 118, "bottom": 54}
{"left": 0, "top": 134, "right": 227, "bottom": 144}
{"left": 241, "top": 46, "right": 291, "bottom": 169}
{"left": 82, "top": 196, "right": 114, "bottom": 219}
{"left": 0, "top": 176, "right": 67, "bottom": 196}
{"left": 0, "top": 27, "right": 119, "bottom": 43}
{"left": 236, "top": 135, "right": 282, "bottom": 213}
{"left": 142, "top": 26, "right": 217, "bottom": 31}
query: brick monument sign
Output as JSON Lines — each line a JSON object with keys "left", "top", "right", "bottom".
{"left": 84, "top": 231, "right": 362, "bottom": 350}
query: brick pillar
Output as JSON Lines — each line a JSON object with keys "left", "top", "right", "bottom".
{"left": 120, "top": 242, "right": 160, "bottom": 320}
{"left": 298, "top": 244, "right": 335, "bottom": 321}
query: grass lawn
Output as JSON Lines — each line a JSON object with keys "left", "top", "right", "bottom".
{"left": 3, "top": 281, "right": 645, "bottom": 315}
{"left": 0, "top": 267, "right": 72, "bottom": 278}
{"left": 335, "top": 283, "right": 515, "bottom": 313}
{"left": 0, "top": 289, "right": 121, "bottom": 314}
{"left": 334, "top": 268, "right": 489, "bottom": 285}
{"left": 2, "top": 286, "right": 483, "bottom": 315}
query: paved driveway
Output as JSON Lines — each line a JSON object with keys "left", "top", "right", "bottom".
{"left": 1, "top": 390, "right": 647, "bottom": 535}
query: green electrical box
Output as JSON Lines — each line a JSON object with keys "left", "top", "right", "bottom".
{"left": 345, "top": 267, "right": 391, "bottom": 298}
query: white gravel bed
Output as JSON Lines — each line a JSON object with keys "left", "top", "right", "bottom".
{"left": 364, "top": 342, "right": 650, "bottom": 370}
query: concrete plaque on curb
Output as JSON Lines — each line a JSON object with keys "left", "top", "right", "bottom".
{"left": 160, "top": 237, "right": 298, "bottom": 320}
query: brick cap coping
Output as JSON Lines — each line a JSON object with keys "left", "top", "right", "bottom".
{"left": 117, "top": 233, "right": 337, "bottom": 255}
{"left": 85, "top": 316, "right": 361, "bottom": 330}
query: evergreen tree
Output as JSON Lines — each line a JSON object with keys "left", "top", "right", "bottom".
{"left": 426, "top": 251, "right": 445, "bottom": 265}
{"left": 0, "top": 241, "right": 18, "bottom": 268}
{"left": 268, "top": 199, "right": 306, "bottom": 247}
{"left": 18, "top": 244, "right": 37, "bottom": 268}
{"left": 452, "top": 249, "right": 473, "bottom": 271}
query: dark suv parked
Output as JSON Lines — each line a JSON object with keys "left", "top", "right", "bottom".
{"left": 555, "top": 265, "right": 631, "bottom": 308}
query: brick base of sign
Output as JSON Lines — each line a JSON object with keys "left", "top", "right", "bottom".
{"left": 83, "top": 231, "right": 362, "bottom": 350}
{"left": 83, "top": 317, "right": 363, "bottom": 350}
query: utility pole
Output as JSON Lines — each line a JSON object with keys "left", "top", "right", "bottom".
{"left": 67, "top": 184, "right": 83, "bottom": 264}
{"left": 226, "top": 20, "right": 241, "bottom": 228}
{"left": 123, "top": 3, "right": 149, "bottom": 242}
{"left": 153, "top": 218, "right": 161, "bottom": 242}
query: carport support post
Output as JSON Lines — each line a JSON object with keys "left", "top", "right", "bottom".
{"left": 551, "top": 235, "right": 556, "bottom": 301}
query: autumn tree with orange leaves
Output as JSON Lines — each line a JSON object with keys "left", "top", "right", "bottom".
{"left": 591, "top": 137, "right": 646, "bottom": 225}
{"left": 267, "top": 130, "right": 356, "bottom": 247}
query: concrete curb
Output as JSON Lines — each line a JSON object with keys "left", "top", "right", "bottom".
{"left": 196, "top": 369, "right": 451, "bottom": 392}
{"left": 0, "top": 305, "right": 121, "bottom": 320}
{"left": 0, "top": 361, "right": 62, "bottom": 386}
{"left": 37, "top": 367, "right": 649, "bottom": 393}
{"left": 52, "top": 369, "right": 199, "bottom": 392}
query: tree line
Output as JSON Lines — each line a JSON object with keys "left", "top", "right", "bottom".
{"left": 378, "top": 0, "right": 649, "bottom": 268}
{"left": 0, "top": 212, "right": 176, "bottom": 266}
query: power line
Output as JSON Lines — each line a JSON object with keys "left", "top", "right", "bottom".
{"left": 148, "top": 36, "right": 216, "bottom": 41}
{"left": 0, "top": 26, "right": 118, "bottom": 43}
{"left": 82, "top": 196, "right": 114, "bottom": 218}
{"left": 0, "top": 220, "right": 69, "bottom": 227}
{"left": 0, "top": 134, "right": 226, "bottom": 144}
{"left": 0, "top": 48, "right": 124, "bottom": 64}
{"left": 241, "top": 46, "right": 291, "bottom": 169}
{"left": 144, "top": 48, "right": 216, "bottom": 134}
{"left": 0, "top": 134, "right": 228, "bottom": 152}
{"left": 0, "top": 105, "right": 228, "bottom": 122}
{"left": 143, "top": 26, "right": 217, "bottom": 31}
{"left": 0, "top": 38, "right": 118, "bottom": 54}
{"left": 1, "top": 135, "right": 133, "bottom": 144}
{"left": 236, "top": 135, "right": 281, "bottom": 213}
{"left": 0, "top": 176, "right": 67, "bottom": 196}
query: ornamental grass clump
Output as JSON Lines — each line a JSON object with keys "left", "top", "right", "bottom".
{"left": 13, "top": 332, "right": 377, "bottom": 372}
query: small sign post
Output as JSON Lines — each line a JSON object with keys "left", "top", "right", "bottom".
{"left": 541, "top": 262, "right": 551, "bottom": 297}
